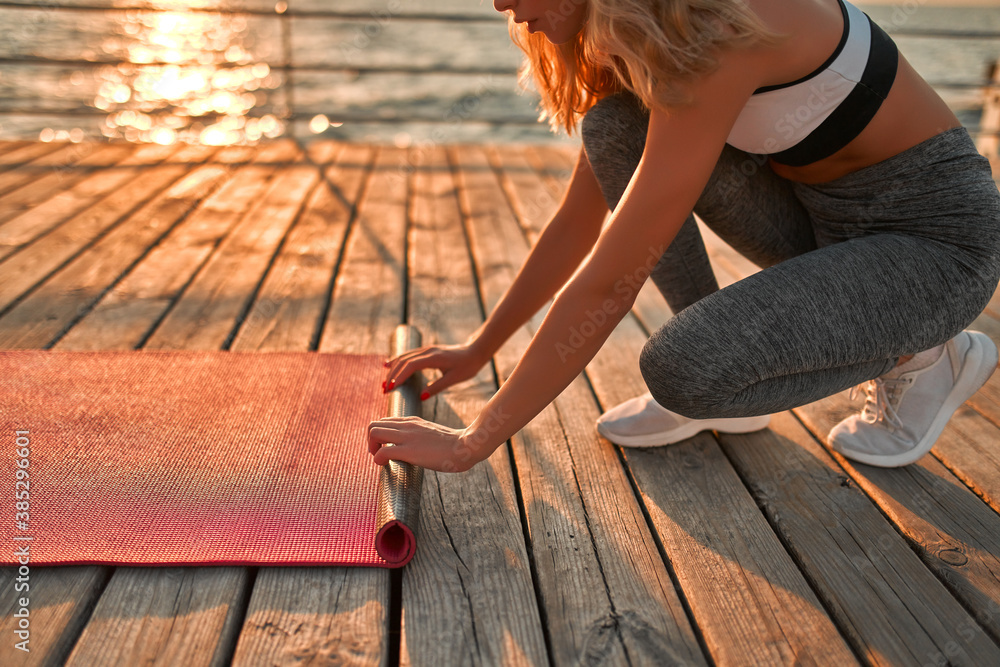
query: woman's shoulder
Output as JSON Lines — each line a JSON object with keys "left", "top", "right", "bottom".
{"left": 738, "top": 0, "right": 851, "bottom": 90}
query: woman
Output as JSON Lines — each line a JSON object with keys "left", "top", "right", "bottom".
{"left": 367, "top": 0, "right": 1000, "bottom": 472}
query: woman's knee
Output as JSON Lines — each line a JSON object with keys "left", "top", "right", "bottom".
{"left": 637, "top": 327, "right": 733, "bottom": 419}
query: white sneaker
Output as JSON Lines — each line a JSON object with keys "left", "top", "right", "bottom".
{"left": 596, "top": 392, "right": 771, "bottom": 448}
{"left": 829, "top": 330, "right": 999, "bottom": 468}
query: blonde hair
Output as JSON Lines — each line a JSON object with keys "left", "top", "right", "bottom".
{"left": 508, "top": 0, "right": 780, "bottom": 135}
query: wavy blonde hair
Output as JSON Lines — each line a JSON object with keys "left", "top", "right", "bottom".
{"left": 508, "top": 0, "right": 781, "bottom": 134}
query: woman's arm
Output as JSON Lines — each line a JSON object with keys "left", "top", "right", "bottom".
{"left": 466, "top": 148, "right": 609, "bottom": 358}
{"left": 370, "top": 48, "right": 765, "bottom": 471}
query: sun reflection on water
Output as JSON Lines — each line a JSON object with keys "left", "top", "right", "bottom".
{"left": 89, "top": 0, "right": 284, "bottom": 146}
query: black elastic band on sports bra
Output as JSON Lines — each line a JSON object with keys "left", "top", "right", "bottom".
{"left": 768, "top": 15, "right": 898, "bottom": 167}
{"left": 754, "top": 0, "right": 850, "bottom": 95}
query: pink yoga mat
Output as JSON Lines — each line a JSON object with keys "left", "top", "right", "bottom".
{"left": 0, "top": 329, "right": 424, "bottom": 568}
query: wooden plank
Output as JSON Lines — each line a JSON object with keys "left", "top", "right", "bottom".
{"left": 469, "top": 144, "right": 707, "bottom": 664}
{"left": 0, "top": 147, "right": 229, "bottom": 349}
{"left": 720, "top": 412, "right": 1000, "bottom": 665}
{"left": 585, "top": 316, "right": 857, "bottom": 663}
{"left": 229, "top": 144, "right": 391, "bottom": 666}
{"left": 0, "top": 566, "right": 111, "bottom": 665}
{"left": 230, "top": 142, "right": 373, "bottom": 351}
{"left": 796, "top": 396, "right": 1000, "bottom": 645}
{"left": 316, "top": 147, "right": 408, "bottom": 355}
{"left": 486, "top": 144, "right": 567, "bottom": 240}
{"left": 0, "top": 143, "right": 137, "bottom": 222}
{"left": 932, "top": 405, "right": 1000, "bottom": 513}
{"left": 59, "top": 140, "right": 334, "bottom": 666}
{"left": 0, "top": 143, "right": 89, "bottom": 197}
{"left": 65, "top": 568, "right": 251, "bottom": 667}
{"left": 967, "top": 305, "right": 1000, "bottom": 428}
{"left": 395, "top": 144, "right": 548, "bottom": 665}
{"left": 0, "top": 142, "right": 180, "bottom": 254}
{"left": 0, "top": 142, "right": 182, "bottom": 264}
{"left": 0, "top": 141, "right": 64, "bottom": 172}
{"left": 0, "top": 144, "right": 217, "bottom": 311}
{"left": 141, "top": 140, "right": 312, "bottom": 351}
{"left": 0, "top": 140, "right": 28, "bottom": 154}
{"left": 57, "top": 142, "right": 293, "bottom": 350}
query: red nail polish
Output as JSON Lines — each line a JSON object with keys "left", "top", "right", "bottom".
{"left": 381, "top": 380, "right": 386, "bottom": 391}
{"left": 383, "top": 360, "right": 390, "bottom": 368}
{"left": 386, "top": 380, "right": 395, "bottom": 391}
{"left": 420, "top": 391, "right": 429, "bottom": 401}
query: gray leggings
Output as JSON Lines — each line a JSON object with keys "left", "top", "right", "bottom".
{"left": 581, "top": 93, "right": 1000, "bottom": 418}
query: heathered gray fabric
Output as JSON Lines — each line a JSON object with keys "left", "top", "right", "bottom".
{"left": 580, "top": 92, "right": 1000, "bottom": 418}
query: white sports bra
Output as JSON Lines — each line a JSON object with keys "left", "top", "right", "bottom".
{"left": 726, "top": 0, "right": 899, "bottom": 166}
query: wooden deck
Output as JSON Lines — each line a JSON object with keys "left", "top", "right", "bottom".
{"left": 1, "top": 138, "right": 1000, "bottom": 666}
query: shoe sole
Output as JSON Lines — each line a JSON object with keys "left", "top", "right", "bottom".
{"left": 838, "top": 331, "right": 999, "bottom": 468}
{"left": 597, "top": 414, "right": 771, "bottom": 448}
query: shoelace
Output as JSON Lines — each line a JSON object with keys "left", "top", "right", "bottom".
{"left": 849, "top": 376, "right": 912, "bottom": 431}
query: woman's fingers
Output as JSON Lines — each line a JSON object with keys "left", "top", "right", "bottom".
{"left": 420, "top": 370, "right": 464, "bottom": 400}
{"left": 383, "top": 348, "right": 449, "bottom": 391}
{"left": 366, "top": 416, "right": 467, "bottom": 472}
{"left": 366, "top": 418, "right": 419, "bottom": 453}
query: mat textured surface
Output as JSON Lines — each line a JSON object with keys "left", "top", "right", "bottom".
{"left": 0, "top": 350, "right": 409, "bottom": 567}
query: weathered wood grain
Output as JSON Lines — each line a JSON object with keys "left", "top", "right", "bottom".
{"left": 479, "top": 144, "right": 708, "bottom": 665}
{"left": 0, "top": 566, "right": 111, "bottom": 666}
{"left": 0, "top": 143, "right": 97, "bottom": 196}
{"left": 63, "top": 567, "right": 251, "bottom": 667}
{"left": 586, "top": 317, "right": 857, "bottom": 665}
{"left": 721, "top": 412, "right": 1000, "bottom": 665}
{"left": 0, "top": 143, "right": 137, "bottom": 223}
{"left": 391, "top": 144, "right": 549, "bottom": 666}
{"left": 54, "top": 145, "right": 277, "bottom": 350}
{"left": 797, "top": 395, "right": 1000, "bottom": 645}
{"left": 50, "top": 142, "right": 280, "bottom": 349}
{"left": 0, "top": 141, "right": 64, "bottom": 172}
{"left": 932, "top": 405, "right": 1000, "bottom": 514}
{"left": 0, "top": 144, "right": 214, "bottom": 307}
{"left": 230, "top": 144, "right": 391, "bottom": 667}
{"left": 486, "top": 144, "right": 570, "bottom": 240}
{"left": 316, "top": 147, "right": 408, "bottom": 355}
{"left": 0, "top": 143, "right": 179, "bottom": 254}
{"left": 231, "top": 142, "right": 373, "bottom": 352}
{"left": 0, "top": 149, "right": 229, "bottom": 349}
{"left": 142, "top": 140, "right": 312, "bottom": 350}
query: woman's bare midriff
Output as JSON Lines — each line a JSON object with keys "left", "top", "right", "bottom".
{"left": 768, "top": 55, "right": 964, "bottom": 184}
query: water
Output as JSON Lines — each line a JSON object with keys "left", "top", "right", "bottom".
{"left": 0, "top": 0, "right": 996, "bottom": 146}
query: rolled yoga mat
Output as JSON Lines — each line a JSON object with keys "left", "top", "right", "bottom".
{"left": 0, "top": 325, "right": 425, "bottom": 568}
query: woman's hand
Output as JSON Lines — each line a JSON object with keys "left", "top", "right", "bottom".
{"left": 383, "top": 342, "right": 489, "bottom": 399}
{"left": 367, "top": 416, "right": 489, "bottom": 472}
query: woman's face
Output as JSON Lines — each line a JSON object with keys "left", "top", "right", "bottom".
{"left": 493, "top": 0, "right": 588, "bottom": 44}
